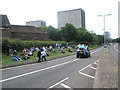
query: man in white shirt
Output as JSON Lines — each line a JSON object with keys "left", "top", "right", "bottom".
{"left": 41, "top": 50, "right": 47, "bottom": 61}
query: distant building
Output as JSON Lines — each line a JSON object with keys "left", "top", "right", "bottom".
{"left": 26, "top": 20, "right": 46, "bottom": 27}
{"left": 57, "top": 8, "right": 85, "bottom": 29}
{"left": 0, "top": 14, "right": 49, "bottom": 40}
{"left": 0, "top": 14, "right": 10, "bottom": 29}
{"left": 104, "top": 31, "right": 110, "bottom": 38}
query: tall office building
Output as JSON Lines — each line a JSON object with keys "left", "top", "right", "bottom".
{"left": 57, "top": 8, "right": 85, "bottom": 29}
{"left": 26, "top": 20, "right": 46, "bottom": 27}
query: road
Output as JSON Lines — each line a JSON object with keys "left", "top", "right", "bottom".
{"left": 1, "top": 44, "right": 119, "bottom": 89}
{"left": 110, "top": 44, "right": 119, "bottom": 63}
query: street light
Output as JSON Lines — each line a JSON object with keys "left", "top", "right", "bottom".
{"left": 97, "top": 13, "right": 112, "bottom": 45}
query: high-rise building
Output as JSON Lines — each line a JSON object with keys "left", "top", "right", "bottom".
{"left": 104, "top": 31, "right": 110, "bottom": 38}
{"left": 26, "top": 20, "right": 46, "bottom": 27}
{"left": 57, "top": 8, "right": 85, "bottom": 29}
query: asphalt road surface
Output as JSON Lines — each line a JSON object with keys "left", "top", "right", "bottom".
{"left": 110, "top": 44, "right": 119, "bottom": 63}
{"left": 1, "top": 44, "right": 119, "bottom": 89}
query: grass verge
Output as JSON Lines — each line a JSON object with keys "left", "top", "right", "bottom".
{"left": 2, "top": 45, "right": 101, "bottom": 68}
{"left": 2, "top": 49, "right": 75, "bottom": 68}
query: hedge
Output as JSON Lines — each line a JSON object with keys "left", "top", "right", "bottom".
{"left": 2, "top": 38, "right": 71, "bottom": 52}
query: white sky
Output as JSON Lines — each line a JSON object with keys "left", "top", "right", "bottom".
{"left": 0, "top": 0, "right": 119, "bottom": 38}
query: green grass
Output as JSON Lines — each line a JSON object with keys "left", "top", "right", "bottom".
{"left": 2, "top": 51, "right": 38, "bottom": 66}
{"left": 2, "top": 45, "right": 102, "bottom": 67}
{"left": 2, "top": 49, "right": 75, "bottom": 66}
{"left": 46, "top": 49, "right": 75, "bottom": 60}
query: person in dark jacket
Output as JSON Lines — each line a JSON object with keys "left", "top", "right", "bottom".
{"left": 37, "top": 50, "right": 41, "bottom": 62}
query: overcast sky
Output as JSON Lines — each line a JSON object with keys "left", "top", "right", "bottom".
{"left": 0, "top": 0, "right": 119, "bottom": 38}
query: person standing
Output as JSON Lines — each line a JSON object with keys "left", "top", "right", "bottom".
{"left": 41, "top": 50, "right": 47, "bottom": 62}
{"left": 37, "top": 50, "right": 41, "bottom": 62}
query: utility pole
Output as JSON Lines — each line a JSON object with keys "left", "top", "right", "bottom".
{"left": 97, "top": 14, "right": 112, "bottom": 45}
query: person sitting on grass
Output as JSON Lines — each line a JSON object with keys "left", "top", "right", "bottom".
{"left": 52, "top": 49, "right": 56, "bottom": 53}
{"left": 13, "top": 54, "right": 22, "bottom": 61}
{"left": 68, "top": 49, "right": 73, "bottom": 52}
{"left": 48, "top": 46, "right": 53, "bottom": 52}
{"left": 28, "top": 51, "right": 33, "bottom": 56}
{"left": 60, "top": 50, "right": 66, "bottom": 54}
{"left": 22, "top": 54, "right": 29, "bottom": 60}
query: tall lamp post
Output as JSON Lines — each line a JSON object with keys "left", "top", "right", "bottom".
{"left": 97, "top": 14, "right": 112, "bottom": 45}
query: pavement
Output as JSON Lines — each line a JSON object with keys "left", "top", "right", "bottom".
{"left": 93, "top": 45, "right": 118, "bottom": 88}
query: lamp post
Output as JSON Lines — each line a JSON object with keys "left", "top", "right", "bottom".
{"left": 97, "top": 14, "right": 112, "bottom": 45}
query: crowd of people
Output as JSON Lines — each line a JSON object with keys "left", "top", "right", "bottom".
{"left": 10, "top": 44, "right": 76, "bottom": 62}
{"left": 4, "top": 43, "right": 91, "bottom": 63}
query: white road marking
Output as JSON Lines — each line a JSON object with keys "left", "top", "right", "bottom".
{"left": 78, "top": 64, "right": 95, "bottom": 79}
{"left": 1, "top": 47, "right": 103, "bottom": 71}
{"left": 78, "top": 60, "right": 99, "bottom": 79}
{"left": 48, "top": 77, "right": 69, "bottom": 89}
{"left": 60, "top": 83, "right": 71, "bottom": 89}
{"left": 94, "top": 60, "right": 99, "bottom": 63}
{"left": 0, "top": 63, "right": 40, "bottom": 70}
{"left": 94, "top": 62, "right": 98, "bottom": 65}
{"left": 79, "top": 71, "right": 95, "bottom": 79}
{"left": 94, "top": 60, "right": 99, "bottom": 65}
{"left": 90, "top": 66, "right": 97, "bottom": 70}
{"left": 0, "top": 59, "right": 78, "bottom": 83}
{"left": 114, "top": 44, "right": 120, "bottom": 53}
{"left": 79, "top": 64, "right": 91, "bottom": 72}
{"left": 1, "top": 47, "right": 103, "bottom": 82}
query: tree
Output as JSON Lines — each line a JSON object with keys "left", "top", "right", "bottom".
{"left": 47, "top": 26, "right": 62, "bottom": 41}
{"left": 38, "top": 26, "right": 62, "bottom": 41}
{"left": 76, "top": 28, "right": 93, "bottom": 44}
{"left": 112, "top": 37, "right": 120, "bottom": 43}
{"left": 97, "top": 35, "right": 104, "bottom": 45}
{"left": 91, "top": 33, "right": 99, "bottom": 45}
{"left": 61, "top": 23, "right": 77, "bottom": 41}
{"left": 116, "top": 38, "right": 120, "bottom": 43}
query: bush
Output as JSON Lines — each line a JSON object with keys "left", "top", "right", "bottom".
{"left": 2, "top": 38, "right": 69, "bottom": 52}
